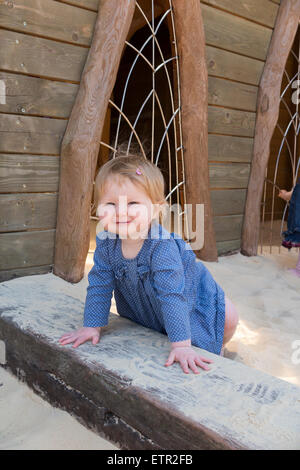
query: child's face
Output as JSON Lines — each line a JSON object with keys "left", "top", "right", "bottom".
{"left": 97, "top": 177, "right": 159, "bottom": 239}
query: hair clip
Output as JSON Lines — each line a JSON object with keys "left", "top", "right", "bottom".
{"left": 136, "top": 167, "right": 142, "bottom": 175}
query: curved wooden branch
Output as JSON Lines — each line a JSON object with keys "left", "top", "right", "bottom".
{"left": 172, "top": 0, "right": 218, "bottom": 261}
{"left": 241, "top": 0, "right": 300, "bottom": 256}
{"left": 54, "top": 0, "right": 136, "bottom": 282}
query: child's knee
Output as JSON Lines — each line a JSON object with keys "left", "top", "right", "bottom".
{"left": 224, "top": 296, "right": 239, "bottom": 337}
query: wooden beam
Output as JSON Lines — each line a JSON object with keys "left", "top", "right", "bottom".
{"left": 208, "top": 135, "right": 253, "bottom": 163}
{"left": 54, "top": 0, "right": 136, "bottom": 282}
{"left": 213, "top": 214, "right": 244, "bottom": 243}
{"left": 0, "top": 265, "right": 52, "bottom": 283}
{"left": 241, "top": 0, "right": 300, "bottom": 256}
{"left": 0, "top": 230, "right": 55, "bottom": 270}
{"left": 0, "top": 193, "right": 57, "bottom": 233}
{"left": 0, "top": 154, "right": 59, "bottom": 193}
{"left": 0, "top": 114, "right": 66, "bottom": 155}
{"left": 0, "top": 71, "right": 78, "bottom": 119}
{"left": 0, "top": 29, "right": 88, "bottom": 82}
{"left": 209, "top": 163, "right": 250, "bottom": 189}
{"left": 172, "top": 0, "right": 218, "bottom": 261}
{"left": 206, "top": 45, "right": 264, "bottom": 86}
{"left": 208, "top": 106, "right": 256, "bottom": 137}
{"left": 202, "top": 0, "right": 279, "bottom": 28}
{"left": 201, "top": 3, "right": 273, "bottom": 61}
{"left": 0, "top": 0, "right": 97, "bottom": 46}
{"left": 217, "top": 239, "right": 241, "bottom": 255}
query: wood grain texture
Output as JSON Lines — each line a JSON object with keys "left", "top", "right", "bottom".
{"left": 0, "top": 154, "right": 59, "bottom": 193}
{"left": 0, "top": 72, "right": 78, "bottom": 118}
{"left": 201, "top": 3, "right": 273, "bottom": 60}
{"left": 3, "top": 278, "right": 299, "bottom": 450}
{"left": 202, "top": 0, "right": 279, "bottom": 28}
{"left": 0, "top": 0, "right": 97, "bottom": 46}
{"left": 206, "top": 45, "right": 264, "bottom": 86}
{"left": 213, "top": 214, "right": 244, "bottom": 242}
{"left": 208, "top": 106, "right": 256, "bottom": 137}
{"left": 0, "top": 265, "right": 52, "bottom": 282}
{"left": 172, "top": 0, "right": 218, "bottom": 261}
{"left": 0, "top": 114, "right": 66, "bottom": 154}
{"left": 208, "top": 76, "right": 258, "bottom": 112}
{"left": 55, "top": 0, "right": 99, "bottom": 10}
{"left": 0, "top": 229, "right": 55, "bottom": 270}
{"left": 216, "top": 239, "right": 241, "bottom": 255}
{"left": 242, "top": 0, "right": 300, "bottom": 256}
{"left": 0, "top": 193, "right": 57, "bottom": 232}
{"left": 210, "top": 189, "right": 247, "bottom": 216}
{"left": 209, "top": 163, "right": 251, "bottom": 188}
{"left": 54, "top": 0, "right": 136, "bottom": 283}
{"left": 208, "top": 135, "right": 253, "bottom": 163}
{"left": 0, "top": 29, "right": 88, "bottom": 82}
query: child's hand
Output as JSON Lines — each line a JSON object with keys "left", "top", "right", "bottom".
{"left": 165, "top": 346, "right": 213, "bottom": 374}
{"left": 58, "top": 327, "right": 101, "bottom": 348}
{"left": 278, "top": 189, "right": 292, "bottom": 201}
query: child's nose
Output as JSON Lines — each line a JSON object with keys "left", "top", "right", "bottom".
{"left": 116, "top": 203, "right": 128, "bottom": 217}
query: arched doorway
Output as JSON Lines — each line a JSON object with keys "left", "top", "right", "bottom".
{"left": 54, "top": 0, "right": 217, "bottom": 283}
{"left": 90, "top": 11, "right": 186, "bottom": 250}
{"left": 259, "top": 27, "right": 300, "bottom": 255}
{"left": 242, "top": 0, "right": 300, "bottom": 258}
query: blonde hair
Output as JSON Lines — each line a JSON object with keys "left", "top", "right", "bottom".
{"left": 94, "top": 151, "right": 168, "bottom": 223}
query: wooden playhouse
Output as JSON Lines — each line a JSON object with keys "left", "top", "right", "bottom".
{"left": 0, "top": 0, "right": 299, "bottom": 283}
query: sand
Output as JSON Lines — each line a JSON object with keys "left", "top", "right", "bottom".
{"left": 0, "top": 367, "right": 118, "bottom": 450}
{"left": 1, "top": 246, "right": 299, "bottom": 449}
{"left": 205, "top": 247, "right": 300, "bottom": 388}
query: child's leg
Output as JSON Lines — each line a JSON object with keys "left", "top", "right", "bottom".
{"left": 288, "top": 251, "right": 300, "bottom": 278}
{"left": 221, "top": 296, "right": 239, "bottom": 355}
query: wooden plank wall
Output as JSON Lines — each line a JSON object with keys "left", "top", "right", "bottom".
{"left": 0, "top": 0, "right": 280, "bottom": 281}
{"left": 0, "top": 0, "right": 98, "bottom": 281}
{"left": 203, "top": 0, "right": 280, "bottom": 254}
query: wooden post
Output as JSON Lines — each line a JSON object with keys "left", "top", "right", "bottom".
{"left": 54, "top": 0, "right": 135, "bottom": 282}
{"left": 172, "top": 0, "right": 218, "bottom": 261}
{"left": 241, "top": 0, "right": 300, "bottom": 256}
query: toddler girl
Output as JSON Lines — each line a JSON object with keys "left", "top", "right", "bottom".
{"left": 59, "top": 154, "right": 238, "bottom": 374}
{"left": 278, "top": 178, "right": 300, "bottom": 277}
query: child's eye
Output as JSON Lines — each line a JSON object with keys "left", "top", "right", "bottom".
{"left": 128, "top": 202, "right": 139, "bottom": 205}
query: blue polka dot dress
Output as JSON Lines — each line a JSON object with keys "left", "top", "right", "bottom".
{"left": 83, "top": 220, "right": 226, "bottom": 355}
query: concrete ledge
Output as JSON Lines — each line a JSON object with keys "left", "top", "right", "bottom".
{"left": 0, "top": 274, "right": 300, "bottom": 450}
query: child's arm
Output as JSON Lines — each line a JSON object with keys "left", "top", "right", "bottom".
{"left": 151, "top": 240, "right": 213, "bottom": 374}
{"left": 83, "top": 235, "right": 115, "bottom": 329}
{"left": 59, "top": 234, "right": 115, "bottom": 348}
